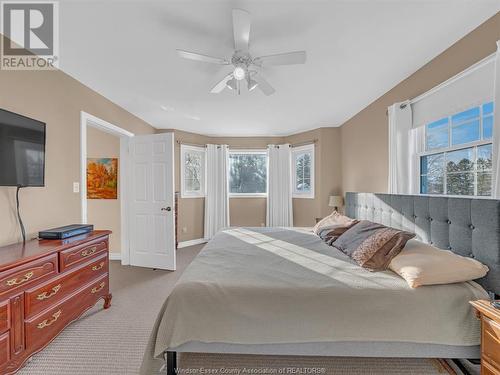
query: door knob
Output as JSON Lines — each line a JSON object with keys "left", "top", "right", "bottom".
{"left": 161, "top": 207, "right": 172, "bottom": 212}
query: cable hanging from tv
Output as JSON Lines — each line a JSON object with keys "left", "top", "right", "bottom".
{"left": 16, "top": 186, "right": 26, "bottom": 244}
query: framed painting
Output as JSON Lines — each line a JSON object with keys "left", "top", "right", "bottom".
{"left": 87, "top": 158, "right": 118, "bottom": 199}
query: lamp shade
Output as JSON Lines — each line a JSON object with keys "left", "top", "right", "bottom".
{"left": 328, "top": 195, "right": 344, "bottom": 209}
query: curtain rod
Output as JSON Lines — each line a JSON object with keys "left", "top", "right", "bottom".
{"left": 177, "top": 139, "right": 318, "bottom": 149}
{"left": 385, "top": 51, "right": 495, "bottom": 117}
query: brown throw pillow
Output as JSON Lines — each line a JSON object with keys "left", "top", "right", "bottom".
{"left": 317, "top": 223, "right": 358, "bottom": 245}
{"left": 332, "top": 220, "right": 415, "bottom": 271}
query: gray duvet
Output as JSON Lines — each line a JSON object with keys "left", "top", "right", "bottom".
{"left": 141, "top": 227, "right": 488, "bottom": 373}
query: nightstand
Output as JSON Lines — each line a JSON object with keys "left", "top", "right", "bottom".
{"left": 470, "top": 300, "right": 500, "bottom": 375}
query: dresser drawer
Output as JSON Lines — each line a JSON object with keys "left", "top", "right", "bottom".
{"left": 0, "top": 300, "right": 10, "bottom": 334}
{"left": 25, "top": 274, "right": 109, "bottom": 352}
{"left": 0, "top": 332, "right": 9, "bottom": 364}
{"left": 483, "top": 317, "right": 500, "bottom": 371}
{"left": 59, "top": 238, "right": 108, "bottom": 272}
{"left": 0, "top": 255, "right": 58, "bottom": 296}
{"left": 25, "top": 254, "right": 108, "bottom": 318}
{"left": 0, "top": 301, "right": 9, "bottom": 334}
{"left": 482, "top": 360, "right": 499, "bottom": 375}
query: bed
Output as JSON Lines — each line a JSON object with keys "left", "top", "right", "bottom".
{"left": 141, "top": 193, "right": 500, "bottom": 374}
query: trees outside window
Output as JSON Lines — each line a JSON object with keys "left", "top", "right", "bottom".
{"left": 229, "top": 152, "right": 267, "bottom": 195}
{"left": 420, "top": 102, "right": 493, "bottom": 196}
{"left": 181, "top": 145, "right": 205, "bottom": 197}
{"left": 292, "top": 144, "right": 314, "bottom": 198}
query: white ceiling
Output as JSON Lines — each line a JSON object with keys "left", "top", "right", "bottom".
{"left": 58, "top": 0, "right": 500, "bottom": 136}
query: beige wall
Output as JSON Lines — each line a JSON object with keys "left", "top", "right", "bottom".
{"left": 86, "top": 127, "right": 121, "bottom": 253}
{"left": 340, "top": 12, "right": 500, "bottom": 194}
{"left": 0, "top": 69, "right": 155, "bottom": 247}
{"left": 163, "top": 127, "right": 342, "bottom": 242}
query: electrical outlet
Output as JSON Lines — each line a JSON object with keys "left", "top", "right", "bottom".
{"left": 73, "top": 182, "right": 80, "bottom": 193}
{"left": 182, "top": 227, "right": 188, "bottom": 233}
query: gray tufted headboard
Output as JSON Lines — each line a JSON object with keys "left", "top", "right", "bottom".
{"left": 345, "top": 192, "right": 500, "bottom": 296}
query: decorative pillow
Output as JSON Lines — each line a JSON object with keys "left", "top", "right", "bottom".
{"left": 317, "top": 224, "right": 357, "bottom": 245}
{"left": 389, "top": 239, "right": 489, "bottom": 288}
{"left": 312, "top": 211, "right": 358, "bottom": 239}
{"left": 332, "top": 220, "right": 415, "bottom": 271}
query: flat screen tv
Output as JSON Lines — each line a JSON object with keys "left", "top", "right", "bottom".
{"left": 0, "top": 108, "right": 46, "bottom": 187}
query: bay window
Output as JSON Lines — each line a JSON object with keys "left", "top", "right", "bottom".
{"left": 180, "top": 145, "right": 206, "bottom": 198}
{"left": 292, "top": 144, "right": 315, "bottom": 198}
{"left": 228, "top": 151, "right": 267, "bottom": 196}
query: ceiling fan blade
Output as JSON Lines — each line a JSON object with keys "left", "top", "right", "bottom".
{"left": 210, "top": 73, "right": 234, "bottom": 93}
{"left": 232, "top": 9, "right": 251, "bottom": 51}
{"left": 177, "top": 49, "right": 229, "bottom": 65}
{"left": 253, "top": 51, "right": 306, "bottom": 66}
{"left": 254, "top": 74, "right": 275, "bottom": 96}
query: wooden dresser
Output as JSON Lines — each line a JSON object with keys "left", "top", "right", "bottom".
{"left": 0, "top": 230, "right": 112, "bottom": 374}
{"left": 470, "top": 300, "right": 500, "bottom": 375}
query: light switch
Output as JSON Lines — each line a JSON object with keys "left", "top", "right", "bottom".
{"left": 73, "top": 182, "right": 80, "bottom": 193}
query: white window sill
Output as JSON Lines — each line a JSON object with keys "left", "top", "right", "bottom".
{"left": 229, "top": 194, "right": 267, "bottom": 198}
{"left": 293, "top": 193, "right": 315, "bottom": 199}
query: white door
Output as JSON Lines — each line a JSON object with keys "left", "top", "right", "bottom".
{"left": 129, "top": 133, "right": 176, "bottom": 270}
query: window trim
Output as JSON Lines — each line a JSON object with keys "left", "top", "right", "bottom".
{"left": 228, "top": 149, "right": 268, "bottom": 198}
{"left": 180, "top": 144, "right": 206, "bottom": 198}
{"left": 419, "top": 103, "right": 493, "bottom": 197}
{"left": 292, "top": 144, "right": 315, "bottom": 199}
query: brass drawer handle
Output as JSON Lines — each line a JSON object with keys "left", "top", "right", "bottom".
{"left": 91, "top": 282, "right": 105, "bottom": 294}
{"left": 92, "top": 262, "right": 104, "bottom": 271}
{"left": 37, "top": 284, "right": 61, "bottom": 300}
{"left": 6, "top": 271, "right": 34, "bottom": 286}
{"left": 37, "top": 310, "right": 62, "bottom": 329}
{"left": 81, "top": 246, "right": 97, "bottom": 257}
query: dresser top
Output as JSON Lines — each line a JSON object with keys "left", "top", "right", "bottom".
{"left": 470, "top": 299, "right": 500, "bottom": 322}
{"left": 0, "top": 230, "right": 111, "bottom": 272}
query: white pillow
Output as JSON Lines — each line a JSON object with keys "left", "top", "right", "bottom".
{"left": 389, "top": 239, "right": 489, "bottom": 288}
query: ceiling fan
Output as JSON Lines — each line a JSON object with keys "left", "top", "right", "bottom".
{"left": 176, "top": 8, "right": 307, "bottom": 96}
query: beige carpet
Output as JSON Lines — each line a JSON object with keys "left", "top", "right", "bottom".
{"left": 178, "top": 353, "right": 445, "bottom": 375}
{"left": 17, "top": 244, "right": 459, "bottom": 375}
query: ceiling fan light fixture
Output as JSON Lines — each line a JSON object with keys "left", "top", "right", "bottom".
{"left": 226, "top": 78, "right": 237, "bottom": 90}
{"left": 247, "top": 78, "right": 258, "bottom": 91}
{"left": 233, "top": 66, "right": 246, "bottom": 81}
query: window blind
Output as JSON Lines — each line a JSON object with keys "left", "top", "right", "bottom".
{"left": 411, "top": 56, "right": 495, "bottom": 128}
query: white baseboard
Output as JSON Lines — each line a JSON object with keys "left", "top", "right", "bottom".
{"left": 108, "top": 252, "right": 122, "bottom": 261}
{"left": 178, "top": 238, "right": 207, "bottom": 248}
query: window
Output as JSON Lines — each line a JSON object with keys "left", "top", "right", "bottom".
{"left": 420, "top": 102, "right": 493, "bottom": 196}
{"left": 229, "top": 151, "right": 267, "bottom": 196}
{"left": 180, "top": 145, "right": 205, "bottom": 198}
{"left": 292, "top": 144, "right": 315, "bottom": 198}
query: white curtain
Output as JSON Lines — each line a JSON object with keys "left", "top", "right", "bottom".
{"left": 267, "top": 144, "right": 293, "bottom": 227}
{"left": 204, "top": 144, "right": 229, "bottom": 240}
{"left": 493, "top": 40, "right": 500, "bottom": 198}
{"left": 387, "top": 101, "right": 412, "bottom": 194}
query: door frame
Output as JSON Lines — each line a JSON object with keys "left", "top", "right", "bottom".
{"left": 79, "top": 111, "right": 134, "bottom": 265}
